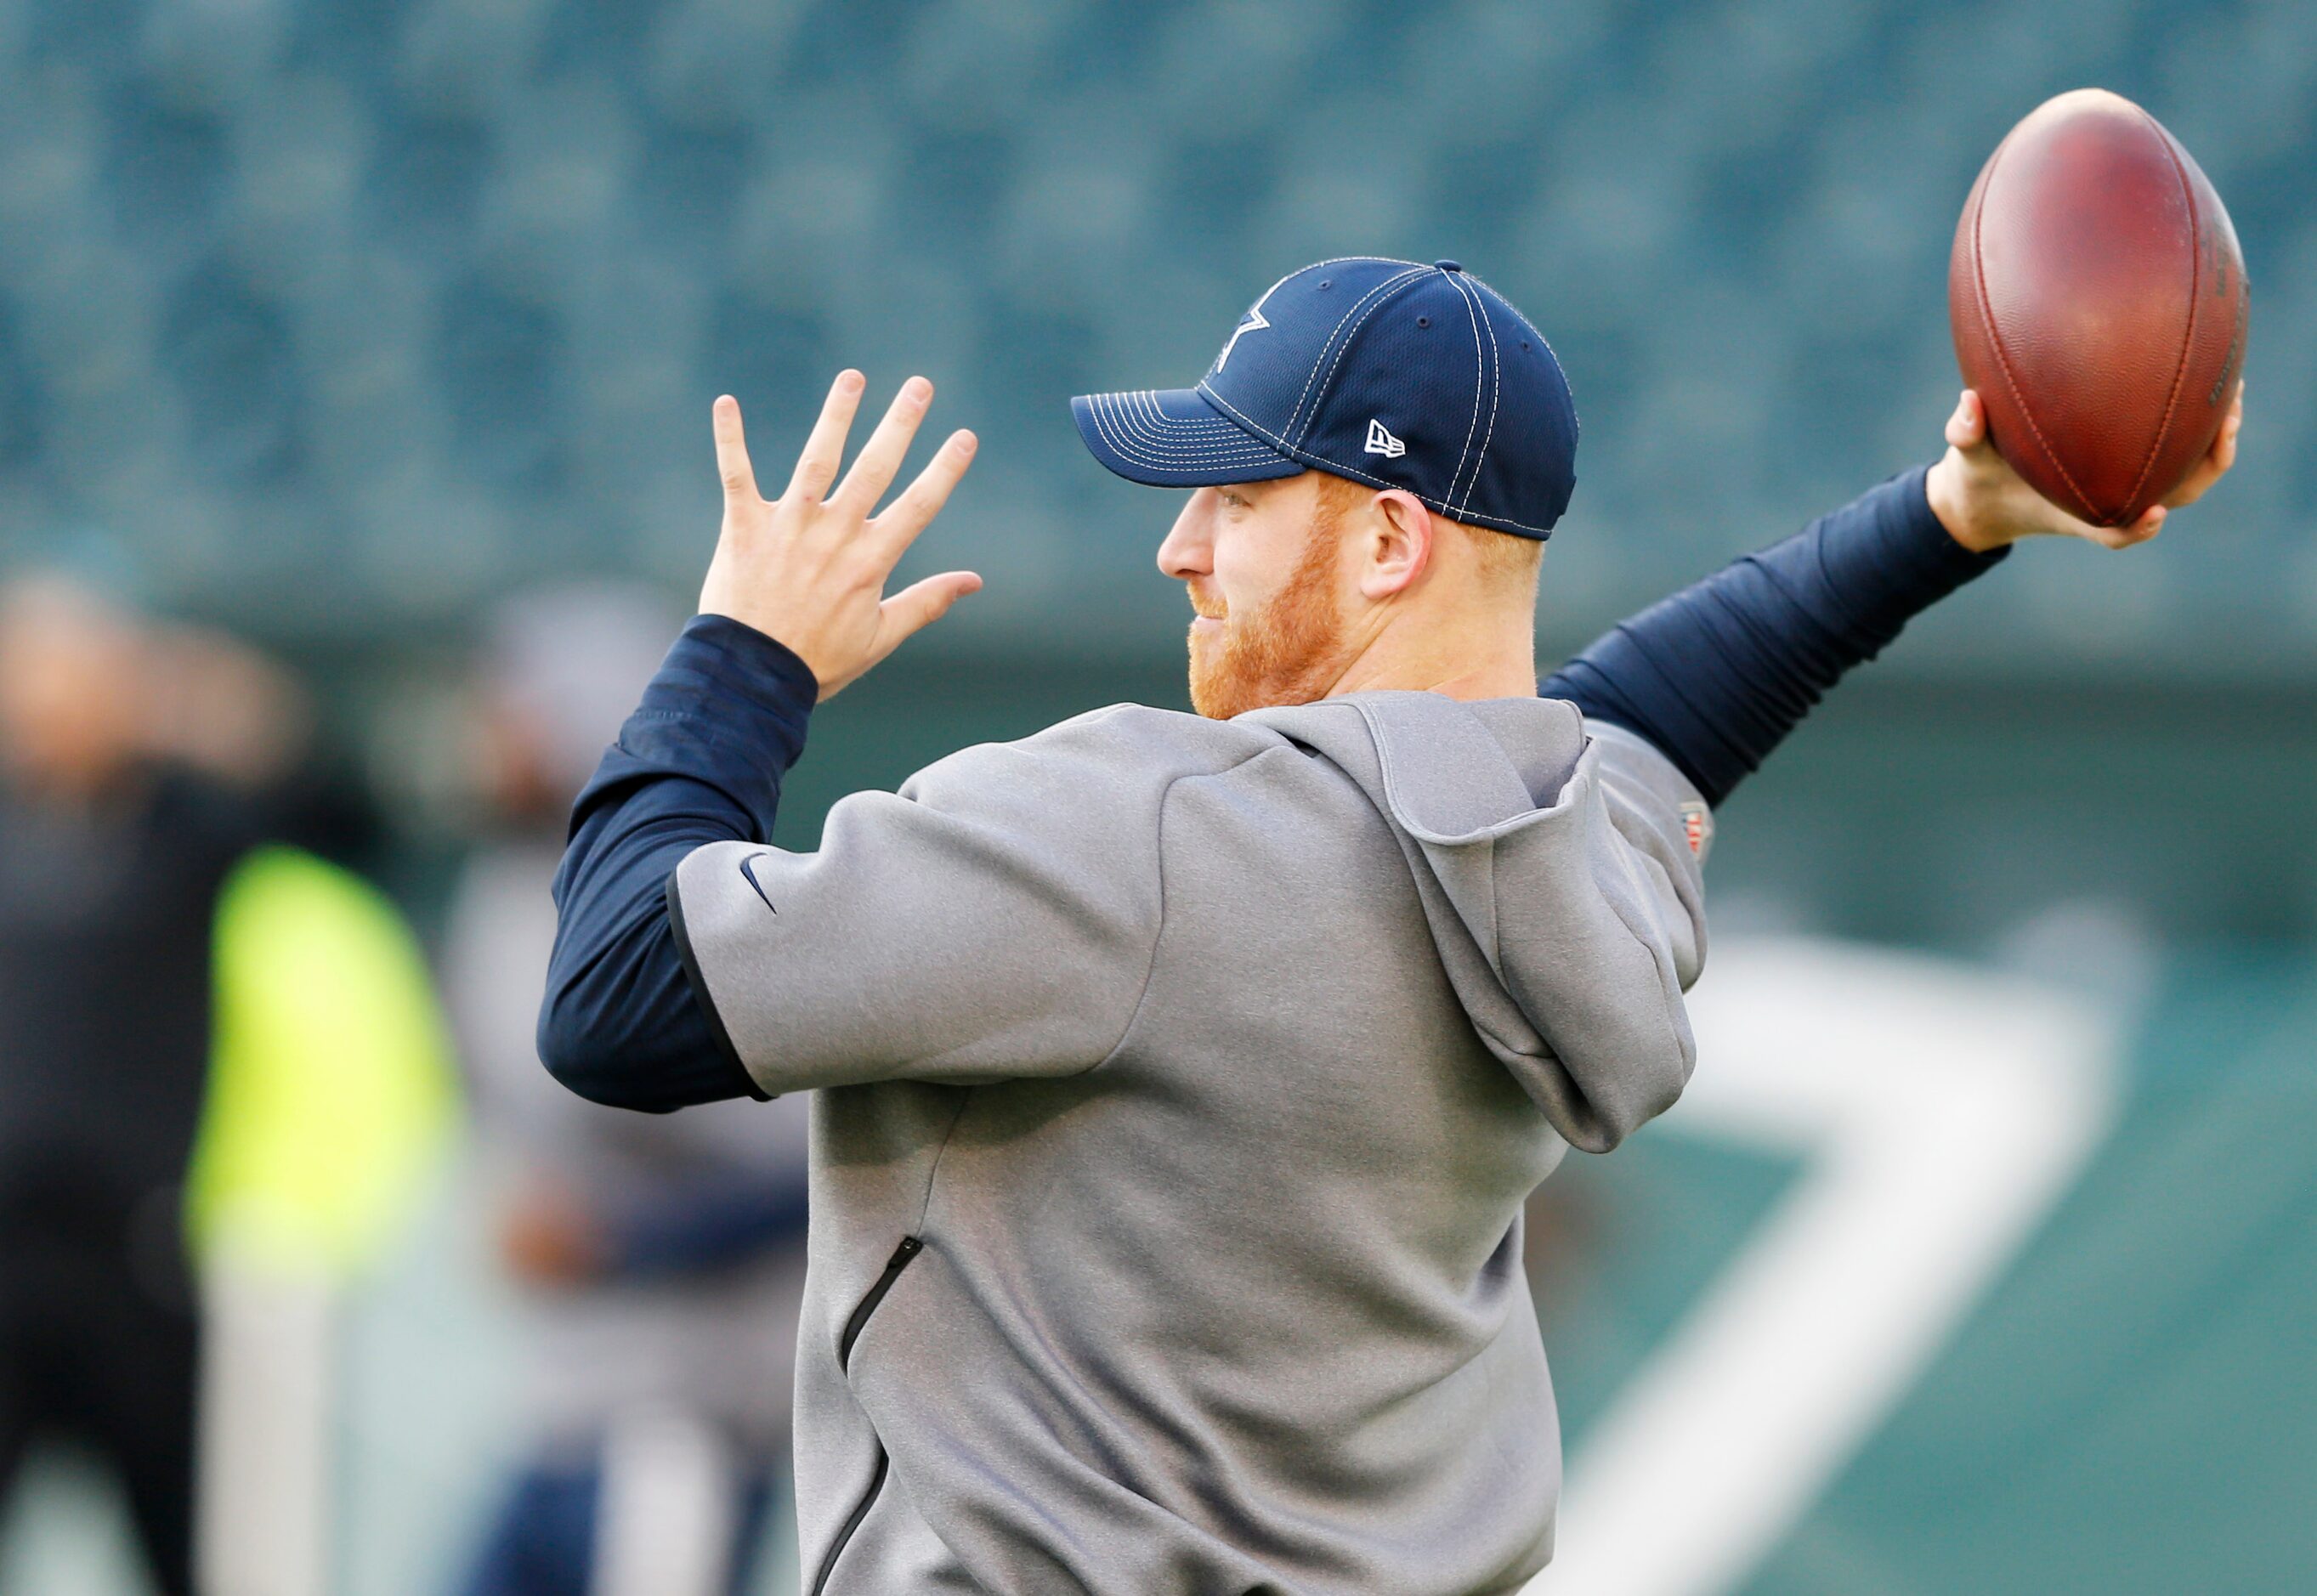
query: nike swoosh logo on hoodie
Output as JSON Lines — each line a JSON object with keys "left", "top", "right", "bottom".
{"left": 739, "top": 854, "right": 777, "bottom": 914}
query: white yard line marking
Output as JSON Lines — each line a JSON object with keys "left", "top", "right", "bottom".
{"left": 1536, "top": 939, "right": 2121, "bottom": 1596}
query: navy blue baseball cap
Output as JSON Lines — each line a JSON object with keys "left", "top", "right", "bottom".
{"left": 1072, "top": 258, "right": 1578, "bottom": 539}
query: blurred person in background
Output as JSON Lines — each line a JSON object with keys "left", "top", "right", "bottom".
{"left": 445, "top": 585, "right": 811, "bottom": 1596}
{"left": 0, "top": 572, "right": 453, "bottom": 1596}
{"left": 0, "top": 574, "right": 304, "bottom": 1596}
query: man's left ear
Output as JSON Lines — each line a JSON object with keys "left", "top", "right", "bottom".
{"left": 1362, "top": 490, "right": 1435, "bottom": 600}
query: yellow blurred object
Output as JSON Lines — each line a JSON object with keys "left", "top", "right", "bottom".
{"left": 186, "top": 845, "right": 461, "bottom": 1278}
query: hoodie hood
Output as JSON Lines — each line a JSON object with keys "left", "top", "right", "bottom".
{"left": 1247, "top": 691, "right": 1706, "bottom": 1152}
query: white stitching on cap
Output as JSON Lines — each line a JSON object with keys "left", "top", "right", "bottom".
{"left": 1297, "top": 270, "right": 1432, "bottom": 448}
{"left": 1276, "top": 271, "right": 1406, "bottom": 443}
{"left": 1090, "top": 409, "right": 1269, "bottom": 466}
{"left": 1111, "top": 392, "right": 1277, "bottom": 459}
{"left": 1464, "top": 269, "right": 1576, "bottom": 517}
{"left": 1449, "top": 274, "right": 1502, "bottom": 517}
{"left": 1113, "top": 391, "right": 1256, "bottom": 447}
{"left": 1102, "top": 387, "right": 1269, "bottom": 449}
{"left": 1192, "top": 385, "right": 1298, "bottom": 450}
{"left": 1289, "top": 268, "right": 1430, "bottom": 447}
{"left": 1116, "top": 390, "right": 1272, "bottom": 452}
{"left": 1089, "top": 410, "right": 1278, "bottom": 469}
{"left": 1085, "top": 393, "right": 1283, "bottom": 468}
{"left": 1194, "top": 383, "right": 1555, "bottom": 535}
{"left": 1454, "top": 279, "right": 1492, "bottom": 509}
{"left": 1465, "top": 268, "right": 1578, "bottom": 445}
{"left": 1441, "top": 272, "right": 1485, "bottom": 508}
{"left": 1098, "top": 407, "right": 1278, "bottom": 463}
{"left": 1214, "top": 257, "right": 1420, "bottom": 389}
{"left": 1464, "top": 271, "right": 1550, "bottom": 350}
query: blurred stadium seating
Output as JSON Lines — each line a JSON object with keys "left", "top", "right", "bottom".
{"left": 0, "top": 0, "right": 2310, "bottom": 665}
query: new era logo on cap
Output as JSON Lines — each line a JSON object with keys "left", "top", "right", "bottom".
{"left": 1072, "top": 258, "right": 1578, "bottom": 539}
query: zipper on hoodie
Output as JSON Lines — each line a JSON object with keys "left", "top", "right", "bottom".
{"left": 812, "top": 1235, "right": 924, "bottom": 1596}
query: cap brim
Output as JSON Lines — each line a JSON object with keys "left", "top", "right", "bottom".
{"left": 1070, "top": 388, "right": 1304, "bottom": 488}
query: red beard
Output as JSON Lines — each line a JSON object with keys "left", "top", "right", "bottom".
{"left": 1187, "top": 507, "right": 1352, "bottom": 721}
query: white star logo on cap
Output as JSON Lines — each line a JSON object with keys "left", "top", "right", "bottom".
{"left": 1215, "top": 305, "right": 1270, "bottom": 372}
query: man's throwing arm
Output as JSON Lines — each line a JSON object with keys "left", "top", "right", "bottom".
{"left": 1542, "top": 465, "right": 2003, "bottom": 806}
{"left": 1549, "top": 382, "right": 2243, "bottom": 801}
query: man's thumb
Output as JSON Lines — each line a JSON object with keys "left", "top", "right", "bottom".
{"left": 1946, "top": 388, "right": 1986, "bottom": 450}
{"left": 881, "top": 571, "right": 983, "bottom": 644}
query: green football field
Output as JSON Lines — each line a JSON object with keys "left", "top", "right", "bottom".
{"left": 8, "top": 941, "right": 2304, "bottom": 1596}
{"left": 1543, "top": 944, "right": 2316, "bottom": 1595}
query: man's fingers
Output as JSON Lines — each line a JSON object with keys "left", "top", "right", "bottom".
{"left": 785, "top": 370, "right": 867, "bottom": 504}
{"left": 871, "top": 429, "right": 978, "bottom": 556}
{"left": 713, "top": 396, "right": 757, "bottom": 506}
{"left": 876, "top": 571, "right": 983, "bottom": 654}
{"left": 2094, "top": 505, "right": 2164, "bottom": 550}
{"left": 2213, "top": 385, "right": 2244, "bottom": 473}
{"left": 834, "top": 376, "right": 934, "bottom": 515}
{"left": 2163, "top": 385, "right": 2246, "bottom": 509}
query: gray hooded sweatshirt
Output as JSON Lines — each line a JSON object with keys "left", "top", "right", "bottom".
{"left": 669, "top": 689, "right": 1709, "bottom": 1594}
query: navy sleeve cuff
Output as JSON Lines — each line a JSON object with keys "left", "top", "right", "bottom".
{"left": 1816, "top": 465, "right": 2009, "bottom": 630}
{"left": 613, "top": 614, "right": 819, "bottom": 840}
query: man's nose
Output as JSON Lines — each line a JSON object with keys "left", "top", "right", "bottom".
{"left": 1157, "top": 490, "right": 1215, "bottom": 580}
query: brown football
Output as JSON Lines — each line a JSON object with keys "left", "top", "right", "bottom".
{"left": 1949, "top": 88, "right": 2248, "bottom": 527}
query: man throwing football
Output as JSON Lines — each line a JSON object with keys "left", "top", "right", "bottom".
{"left": 540, "top": 258, "right": 2238, "bottom": 1593}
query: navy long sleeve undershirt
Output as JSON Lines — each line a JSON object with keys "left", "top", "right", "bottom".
{"left": 539, "top": 614, "right": 815, "bottom": 1111}
{"left": 1542, "top": 466, "right": 2005, "bottom": 806}
{"left": 540, "top": 465, "right": 2007, "bottom": 1112}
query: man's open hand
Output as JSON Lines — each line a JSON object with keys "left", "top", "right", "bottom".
{"left": 699, "top": 372, "right": 982, "bottom": 699}
{"left": 1926, "top": 382, "right": 2244, "bottom": 554}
